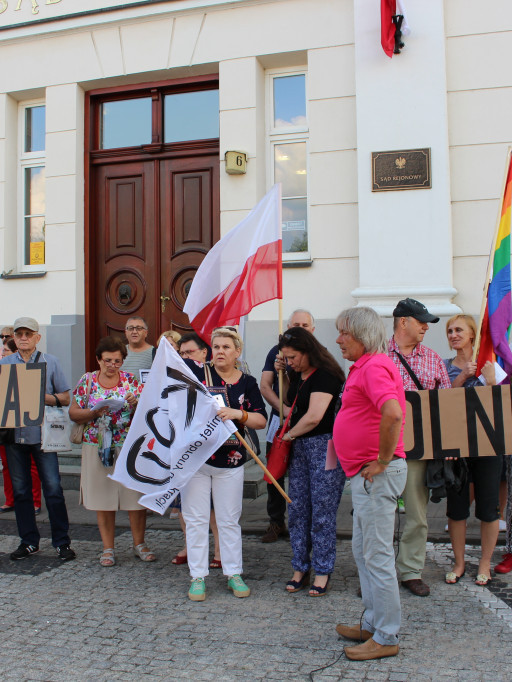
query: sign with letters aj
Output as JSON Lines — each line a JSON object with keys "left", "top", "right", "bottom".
{"left": 0, "top": 363, "right": 46, "bottom": 428}
{"left": 404, "top": 385, "right": 512, "bottom": 460}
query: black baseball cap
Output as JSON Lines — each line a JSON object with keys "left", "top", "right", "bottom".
{"left": 392, "top": 298, "right": 439, "bottom": 324}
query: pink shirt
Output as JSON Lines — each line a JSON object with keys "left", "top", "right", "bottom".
{"left": 333, "top": 353, "right": 406, "bottom": 478}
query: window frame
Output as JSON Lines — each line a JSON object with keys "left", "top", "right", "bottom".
{"left": 18, "top": 99, "right": 46, "bottom": 272}
{"left": 267, "top": 67, "right": 310, "bottom": 262}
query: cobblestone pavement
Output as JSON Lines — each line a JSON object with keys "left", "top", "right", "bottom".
{"left": 1, "top": 519, "right": 512, "bottom": 682}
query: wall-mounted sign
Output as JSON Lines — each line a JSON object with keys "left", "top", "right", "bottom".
{"left": 0, "top": 0, "right": 161, "bottom": 29}
{"left": 372, "top": 147, "right": 431, "bottom": 192}
{"left": 30, "top": 241, "right": 45, "bottom": 265}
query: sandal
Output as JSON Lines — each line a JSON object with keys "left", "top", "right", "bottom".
{"left": 445, "top": 570, "right": 465, "bottom": 584}
{"left": 209, "top": 557, "right": 222, "bottom": 569}
{"left": 475, "top": 573, "right": 491, "bottom": 586}
{"left": 172, "top": 553, "right": 188, "bottom": 565}
{"left": 309, "top": 575, "right": 331, "bottom": 597}
{"left": 133, "top": 543, "right": 156, "bottom": 562}
{"left": 99, "top": 548, "right": 115, "bottom": 567}
{"left": 286, "top": 570, "right": 311, "bottom": 593}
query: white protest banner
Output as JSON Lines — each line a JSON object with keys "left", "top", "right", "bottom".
{"left": 110, "top": 340, "right": 236, "bottom": 514}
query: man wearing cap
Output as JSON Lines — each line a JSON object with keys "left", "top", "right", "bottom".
{"left": 388, "top": 299, "right": 451, "bottom": 596}
{"left": 0, "top": 317, "right": 76, "bottom": 562}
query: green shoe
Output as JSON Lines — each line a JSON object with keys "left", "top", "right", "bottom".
{"left": 228, "top": 574, "right": 250, "bottom": 598}
{"left": 188, "top": 578, "right": 206, "bottom": 601}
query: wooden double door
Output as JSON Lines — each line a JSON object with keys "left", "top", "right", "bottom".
{"left": 88, "top": 152, "right": 219, "bottom": 357}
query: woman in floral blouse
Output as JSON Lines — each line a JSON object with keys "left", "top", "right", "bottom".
{"left": 69, "top": 336, "right": 155, "bottom": 567}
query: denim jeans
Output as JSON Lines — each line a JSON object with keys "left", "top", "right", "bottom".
{"left": 351, "top": 459, "right": 408, "bottom": 646}
{"left": 5, "top": 443, "right": 70, "bottom": 548}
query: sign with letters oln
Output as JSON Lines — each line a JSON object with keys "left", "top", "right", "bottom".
{"left": 404, "top": 385, "right": 512, "bottom": 460}
{"left": 0, "top": 363, "right": 46, "bottom": 428}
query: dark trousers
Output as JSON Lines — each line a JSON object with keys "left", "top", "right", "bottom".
{"left": 266, "top": 442, "right": 287, "bottom": 526}
{"left": 5, "top": 443, "right": 70, "bottom": 548}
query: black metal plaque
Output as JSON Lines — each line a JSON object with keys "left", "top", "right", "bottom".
{"left": 372, "top": 148, "right": 431, "bottom": 192}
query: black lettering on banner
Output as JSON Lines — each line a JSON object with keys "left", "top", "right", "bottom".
{"left": 145, "top": 407, "right": 175, "bottom": 448}
{"left": 126, "top": 434, "right": 171, "bottom": 485}
{"left": 465, "top": 386, "right": 505, "bottom": 457}
{"left": 1, "top": 365, "right": 21, "bottom": 427}
{"left": 405, "top": 391, "right": 424, "bottom": 460}
{"left": 429, "top": 390, "right": 461, "bottom": 459}
{"left": 161, "top": 367, "right": 209, "bottom": 428}
{"left": 24, "top": 362, "right": 46, "bottom": 426}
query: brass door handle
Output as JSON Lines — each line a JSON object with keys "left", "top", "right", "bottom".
{"left": 160, "top": 293, "right": 171, "bottom": 313}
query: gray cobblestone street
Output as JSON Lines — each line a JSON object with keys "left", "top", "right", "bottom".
{"left": 1, "top": 496, "right": 512, "bottom": 681}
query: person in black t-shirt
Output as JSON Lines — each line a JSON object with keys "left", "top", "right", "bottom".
{"left": 277, "top": 327, "right": 346, "bottom": 596}
{"left": 260, "top": 309, "right": 316, "bottom": 542}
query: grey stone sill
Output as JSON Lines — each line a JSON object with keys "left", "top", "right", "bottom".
{"left": 1, "top": 271, "right": 47, "bottom": 279}
{"left": 283, "top": 260, "right": 312, "bottom": 268}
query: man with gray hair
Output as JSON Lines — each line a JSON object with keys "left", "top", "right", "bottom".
{"left": 122, "top": 316, "right": 154, "bottom": 381}
{"left": 333, "top": 307, "right": 407, "bottom": 661}
{"left": 259, "top": 309, "right": 315, "bottom": 543}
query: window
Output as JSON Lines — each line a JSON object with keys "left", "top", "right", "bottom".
{"left": 268, "top": 70, "right": 309, "bottom": 259}
{"left": 164, "top": 90, "right": 219, "bottom": 143}
{"left": 100, "top": 98, "right": 152, "bottom": 149}
{"left": 93, "top": 85, "right": 219, "bottom": 151}
{"left": 19, "top": 103, "right": 46, "bottom": 268}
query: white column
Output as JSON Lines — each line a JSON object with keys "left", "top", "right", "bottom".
{"left": 351, "top": 0, "right": 460, "bottom": 316}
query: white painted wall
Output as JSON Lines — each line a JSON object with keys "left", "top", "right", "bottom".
{"left": 0, "top": 0, "right": 511, "bottom": 365}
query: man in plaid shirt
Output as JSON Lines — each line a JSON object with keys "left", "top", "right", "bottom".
{"left": 388, "top": 298, "right": 451, "bottom": 597}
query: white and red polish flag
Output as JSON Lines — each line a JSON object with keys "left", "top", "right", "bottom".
{"left": 183, "top": 184, "right": 282, "bottom": 343}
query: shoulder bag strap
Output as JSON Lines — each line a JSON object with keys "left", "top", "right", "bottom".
{"left": 204, "top": 363, "right": 213, "bottom": 388}
{"left": 278, "top": 369, "right": 317, "bottom": 437}
{"left": 393, "top": 350, "right": 424, "bottom": 390}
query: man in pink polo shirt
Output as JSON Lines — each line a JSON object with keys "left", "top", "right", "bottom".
{"left": 333, "top": 307, "right": 407, "bottom": 662}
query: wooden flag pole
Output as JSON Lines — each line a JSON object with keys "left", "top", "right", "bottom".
{"left": 236, "top": 431, "right": 292, "bottom": 504}
{"left": 278, "top": 298, "right": 284, "bottom": 425}
{"left": 472, "top": 147, "right": 512, "bottom": 363}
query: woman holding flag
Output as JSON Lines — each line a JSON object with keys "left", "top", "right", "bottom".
{"left": 181, "top": 327, "right": 267, "bottom": 601}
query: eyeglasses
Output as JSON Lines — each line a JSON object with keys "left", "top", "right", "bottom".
{"left": 126, "top": 326, "right": 147, "bottom": 332}
{"left": 0, "top": 334, "right": 12, "bottom": 339}
{"left": 180, "top": 348, "right": 201, "bottom": 357}
{"left": 14, "top": 330, "right": 35, "bottom": 339}
{"left": 101, "top": 358, "right": 123, "bottom": 366}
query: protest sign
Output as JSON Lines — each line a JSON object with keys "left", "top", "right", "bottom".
{"left": 0, "top": 362, "right": 46, "bottom": 428}
{"left": 110, "top": 340, "right": 236, "bottom": 513}
{"left": 404, "top": 385, "right": 512, "bottom": 459}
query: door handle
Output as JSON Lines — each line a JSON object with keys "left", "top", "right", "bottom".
{"left": 160, "top": 292, "right": 171, "bottom": 313}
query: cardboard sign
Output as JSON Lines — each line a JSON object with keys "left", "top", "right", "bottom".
{"left": 0, "top": 363, "right": 46, "bottom": 428}
{"left": 404, "top": 385, "right": 512, "bottom": 460}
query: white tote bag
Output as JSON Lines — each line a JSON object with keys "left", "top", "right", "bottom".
{"left": 42, "top": 405, "right": 72, "bottom": 452}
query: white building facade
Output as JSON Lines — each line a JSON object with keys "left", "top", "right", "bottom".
{"left": 0, "top": 0, "right": 510, "bottom": 380}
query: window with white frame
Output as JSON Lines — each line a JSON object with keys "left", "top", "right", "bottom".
{"left": 19, "top": 103, "right": 46, "bottom": 268}
{"left": 268, "top": 70, "right": 308, "bottom": 259}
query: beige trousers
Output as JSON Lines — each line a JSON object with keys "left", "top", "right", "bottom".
{"left": 395, "top": 459, "right": 429, "bottom": 581}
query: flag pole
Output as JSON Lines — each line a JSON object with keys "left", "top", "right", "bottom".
{"left": 236, "top": 431, "right": 292, "bottom": 504}
{"left": 472, "top": 147, "right": 512, "bottom": 362}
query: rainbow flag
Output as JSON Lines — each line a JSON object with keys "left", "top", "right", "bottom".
{"left": 477, "top": 151, "right": 512, "bottom": 377}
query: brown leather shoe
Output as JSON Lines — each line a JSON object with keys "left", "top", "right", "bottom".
{"left": 261, "top": 522, "right": 287, "bottom": 543}
{"left": 401, "top": 578, "right": 430, "bottom": 596}
{"left": 344, "top": 638, "right": 399, "bottom": 661}
{"left": 335, "top": 624, "right": 372, "bottom": 641}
